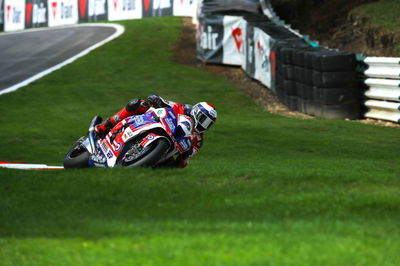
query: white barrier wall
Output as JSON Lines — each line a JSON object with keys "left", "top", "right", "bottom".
{"left": 48, "top": 0, "right": 78, "bottom": 27}
{"left": 4, "top": 0, "right": 25, "bottom": 31}
{"left": 107, "top": 0, "right": 142, "bottom": 21}
{"left": 1, "top": 0, "right": 198, "bottom": 31}
{"left": 364, "top": 57, "right": 400, "bottom": 123}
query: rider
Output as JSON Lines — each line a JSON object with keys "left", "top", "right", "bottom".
{"left": 95, "top": 94, "right": 217, "bottom": 168}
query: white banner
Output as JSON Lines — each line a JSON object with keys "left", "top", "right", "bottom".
{"left": 48, "top": 0, "right": 78, "bottom": 27}
{"left": 173, "top": 0, "right": 196, "bottom": 17}
{"left": 107, "top": 0, "right": 142, "bottom": 21}
{"left": 222, "top": 16, "right": 246, "bottom": 66}
{"left": 4, "top": 0, "right": 25, "bottom": 31}
{"left": 254, "top": 27, "right": 271, "bottom": 88}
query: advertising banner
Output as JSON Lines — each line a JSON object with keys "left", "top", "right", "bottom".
{"left": 222, "top": 16, "right": 246, "bottom": 66}
{"left": 108, "top": 0, "right": 142, "bottom": 21}
{"left": 254, "top": 27, "right": 272, "bottom": 88}
{"left": 244, "top": 23, "right": 255, "bottom": 78}
{"left": 196, "top": 14, "right": 224, "bottom": 64}
{"left": 0, "top": 0, "right": 4, "bottom": 31}
{"left": 142, "top": 0, "right": 172, "bottom": 18}
{"left": 173, "top": 0, "right": 196, "bottom": 17}
{"left": 25, "top": 0, "right": 48, "bottom": 28}
{"left": 4, "top": 0, "right": 25, "bottom": 31}
{"left": 78, "top": 0, "right": 107, "bottom": 22}
{"left": 48, "top": 0, "right": 78, "bottom": 27}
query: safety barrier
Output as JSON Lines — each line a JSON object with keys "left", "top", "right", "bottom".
{"left": 363, "top": 57, "right": 400, "bottom": 123}
{"left": 196, "top": 2, "right": 362, "bottom": 119}
{"left": 0, "top": 0, "right": 197, "bottom": 32}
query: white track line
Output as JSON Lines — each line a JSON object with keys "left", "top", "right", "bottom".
{"left": 0, "top": 23, "right": 125, "bottom": 96}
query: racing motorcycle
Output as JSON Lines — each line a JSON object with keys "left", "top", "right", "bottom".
{"left": 63, "top": 107, "right": 193, "bottom": 168}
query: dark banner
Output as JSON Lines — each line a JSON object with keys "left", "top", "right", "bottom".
{"left": 25, "top": 0, "right": 48, "bottom": 28}
{"left": 196, "top": 14, "right": 224, "bottom": 64}
{"left": 244, "top": 23, "right": 255, "bottom": 78}
{"left": 78, "top": 0, "right": 108, "bottom": 22}
{"left": 142, "top": 0, "right": 172, "bottom": 18}
{"left": 0, "top": 0, "right": 3, "bottom": 31}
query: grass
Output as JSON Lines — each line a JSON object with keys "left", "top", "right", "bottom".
{"left": 351, "top": 0, "right": 400, "bottom": 31}
{"left": 1, "top": 16, "right": 400, "bottom": 265}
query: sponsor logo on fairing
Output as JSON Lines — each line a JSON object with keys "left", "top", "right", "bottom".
{"left": 200, "top": 25, "right": 219, "bottom": 50}
{"left": 112, "top": 141, "right": 121, "bottom": 152}
{"left": 164, "top": 117, "right": 176, "bottom": 132}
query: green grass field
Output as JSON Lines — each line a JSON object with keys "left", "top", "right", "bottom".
{"left": 1, "top": 17, "right": 400, "bottom": 265}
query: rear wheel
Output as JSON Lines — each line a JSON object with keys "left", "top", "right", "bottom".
{"left": 117, "top": 138, "right": 170, "bottom": 168}
{"left": 63, "top": 138, "right": 90, "bottom": 168}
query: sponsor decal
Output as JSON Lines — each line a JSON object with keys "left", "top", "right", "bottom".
{"left": 178, "top": 139, "right": 190, "bottom": 151}
{"left": 122, "top": 127, "right": 134, "bottom": 142}
{"left": 122, "top": 0, "right": 135, "bottom": 11}
{"left": 112, "top": 141, "right": 121, "bottom": 152}
{"left": 270, "top": 50, "right": 276, "bottom": 78}
{"left": 51, "top": 1, "right": 57, "bottom": 19}
{"left": 143, "top": 0, "right": 149, "bottom": 11}
{"left": 108, "top": 0, "right": 141, "bottom": 22}
{"left": 106, "top": 151, "right": 113, "bottom": 159}
{"left": 153, "top": 0, "right": 170, "bottom": 9}
{"left": 200, "top": 25, "right": 219, "bottom": 50}
{"left": 27, "top": 1, "right": 47, "bottom": 26}
{"left": 4, "top": 0, "right": 25, "bottom": 31}
{"left": 88, "top": 0, "right": 106, "bottom": 16}
{"left": 231, "top": 27, "right": 243, "bottom": 53}
{"left": 164, "top": 117, "right": 176, "bottom": 132}
{"left": 49, "top": 0, "right": 78, "bottom": 27}
{"left": 79, "top": 0, "right": 86, "bottom": 17}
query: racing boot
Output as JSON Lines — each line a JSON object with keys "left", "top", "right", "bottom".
{"left": 95, "top": 99, "right": 149, "bottom": 138}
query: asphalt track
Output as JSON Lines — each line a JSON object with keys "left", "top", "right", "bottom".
{"left": 0, "top": 24, "right": 123, "bottom": 95}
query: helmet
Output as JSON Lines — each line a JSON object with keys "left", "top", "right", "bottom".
{"left": 190, "top": 102, "right": 217, "bottom": 133}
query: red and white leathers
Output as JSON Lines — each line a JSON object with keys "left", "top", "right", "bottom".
{"left": 95, "top": 96, "right": 204, "bottom": 168}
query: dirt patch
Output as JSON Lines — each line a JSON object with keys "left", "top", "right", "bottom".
{"left": 172, "top": 17, "right": 399, "bottom": 127}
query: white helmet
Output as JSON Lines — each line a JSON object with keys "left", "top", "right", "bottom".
{"left": 190, "top": 102, "right": 217, "bottom": 133}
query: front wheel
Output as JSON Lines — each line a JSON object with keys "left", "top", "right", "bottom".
{"left": 63, "top": 137, "right": 90, "bottom": 168}
{"left": 117, "top": 138, "right": 170, "bottom": 168}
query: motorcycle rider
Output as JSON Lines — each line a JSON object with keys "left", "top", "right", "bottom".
{"left": 95, "top": 94, "right": 217, "bottom": 168}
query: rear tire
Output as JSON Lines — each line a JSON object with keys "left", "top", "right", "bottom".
{"left": 63, "top": 138, "right": 90, "bottom": 168}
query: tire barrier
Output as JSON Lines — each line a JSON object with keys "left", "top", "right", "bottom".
{"left": 363, "top": 57, "right": 400, "bottom": 123}
{"left": 196, "top": 1, "right": 362, "bottom": 119}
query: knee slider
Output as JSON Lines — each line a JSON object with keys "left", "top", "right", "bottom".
{"left": 125, "top": 98, "right": 141, "bottom": 112}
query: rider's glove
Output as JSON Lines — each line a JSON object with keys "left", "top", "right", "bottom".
{"left": 147, "top": 94, "right": 169, "bottom": 108}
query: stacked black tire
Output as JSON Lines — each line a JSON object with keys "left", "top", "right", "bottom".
{"left": 275, "top": 45, "right": 362, "bottom": 119}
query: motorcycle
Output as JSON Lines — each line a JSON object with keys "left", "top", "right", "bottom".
{"left": 63, "top": 107, "right": 193, "bottom": 168}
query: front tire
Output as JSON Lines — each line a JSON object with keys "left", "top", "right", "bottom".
{"left": 118, "top": 138, "right": 170, "bottom": 168}
{"left": 63, "top": 138, "right": 90, "bottom": 168}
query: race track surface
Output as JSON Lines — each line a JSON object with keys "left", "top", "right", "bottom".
{"left": 0, "top": 25, "right": 119, "bottom": 94}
